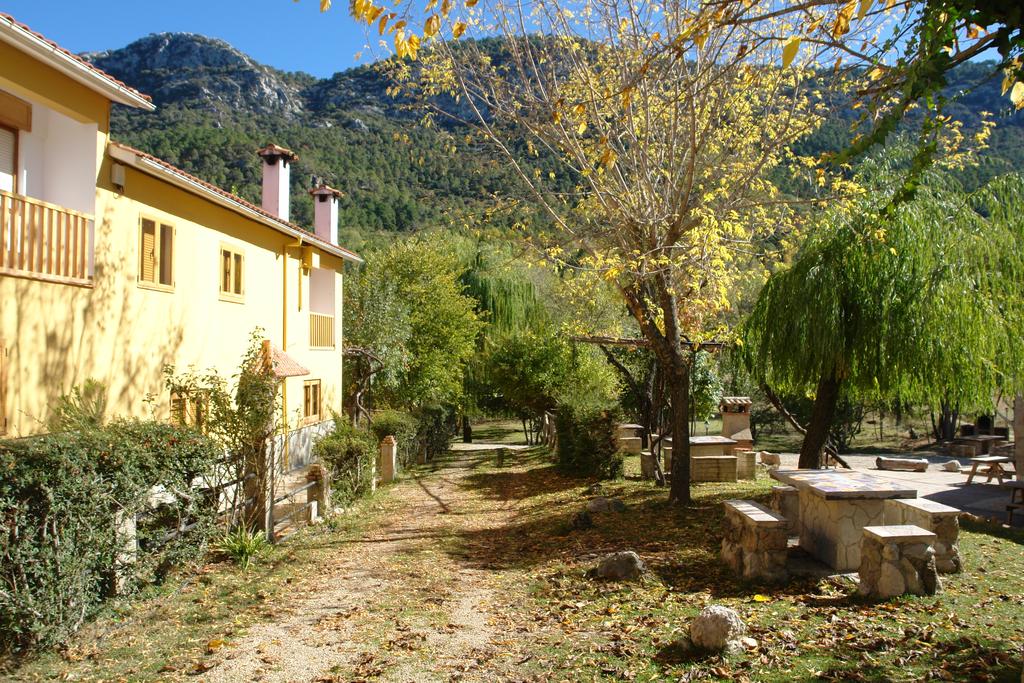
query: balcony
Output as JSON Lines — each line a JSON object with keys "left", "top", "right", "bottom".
{"left": 1, "top": 190, "right": 94, "bottom": 286}
{"left": 309, "top": 312, "right": 335, "bottom": 349}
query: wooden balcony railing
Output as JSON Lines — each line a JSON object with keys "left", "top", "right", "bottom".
{"left": 0, "top": 189, "right": 94, "bottom": 286}
{"left": 310, "top": 312, "right": 335, "bottom": 349}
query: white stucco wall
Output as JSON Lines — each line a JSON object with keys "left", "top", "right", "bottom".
{"left": 17, "top": 94, "right": 97, "bottom": 215}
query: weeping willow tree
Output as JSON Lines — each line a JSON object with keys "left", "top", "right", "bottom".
{"left": 742, "top": 160, "right": 1024, "bottom": 468}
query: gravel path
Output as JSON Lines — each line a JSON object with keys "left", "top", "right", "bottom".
{"left": 201, "top": 446, "right": 519, "bottom": 683}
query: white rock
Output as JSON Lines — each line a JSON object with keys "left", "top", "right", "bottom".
{"left": 941, "top": 460, "right": 961, "bottom": 472}
{"left": 689, "top": 605, "right": 746, "bottom": 651}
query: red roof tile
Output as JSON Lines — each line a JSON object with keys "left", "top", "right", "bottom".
{"left": 0, "top": 13, "right": 152, "bottom": 106}
{"left": 109, "top": 141, "right": 361, "bottom": 262}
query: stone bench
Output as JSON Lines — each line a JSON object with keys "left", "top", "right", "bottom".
{"left": 883, "top": 498, "right": 961, "bottom": 573}
{"left": 858, "top": 525, "right": 940, "bottom": 599}
{"left": 721, "top": 500, "right": 788, "bottom": 582}
{"left": 735, "top": 450, "right": 757, "bottom": 480}
{"left": 692, "top": 455, "right": 738, "bottom": 482}
{"left": 769, "top": 485, "right": 799, "bottom": 536}
{"left": 618, "top": 436, "right": 644, "bottom": 454}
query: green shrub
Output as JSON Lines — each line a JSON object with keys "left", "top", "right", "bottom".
{"left": 0, "top": 419, "right": 220, "bottom": 655}
{"left": 414, "top": 404, "right": 456, "bottom": 462}
{"left": 555, "top": 405, "right": 624, "bottom": 479}
{"left": 313, "top": 419, "right": 377, "bottom": 504}
{"left": 216, "top": 525, "right": 269, "bottom": 570}
{"left": 370, "top": 409, "right": 417, "bottom": 467}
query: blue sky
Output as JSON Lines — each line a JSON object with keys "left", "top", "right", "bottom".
{"left": 3, "top": 0, "right": 371, "bottom": 77}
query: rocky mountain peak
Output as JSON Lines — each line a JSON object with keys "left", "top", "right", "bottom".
{"left": 83, "top": 32, "right": 306, "bottom": 117}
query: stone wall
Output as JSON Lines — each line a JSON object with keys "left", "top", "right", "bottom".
{"left": 735, "top": 450, "right": 757, "bottom": 480}
{"left": 799, "top": 493, "right": 887, "bottom": 571}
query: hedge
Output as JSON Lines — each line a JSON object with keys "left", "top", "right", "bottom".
{"left": 0, "top": 419, "right": 221, "bottom": 654}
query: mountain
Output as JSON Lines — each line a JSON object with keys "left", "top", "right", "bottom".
{"left": 84, "top": 34, "right": 1024, "bottom": 250}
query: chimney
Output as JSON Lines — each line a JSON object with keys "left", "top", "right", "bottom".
{"left": 256, "top": 144, "right": 299, "bottom": 222}
{"left": 309, "top": 182, "right": 343, "bottom": 245}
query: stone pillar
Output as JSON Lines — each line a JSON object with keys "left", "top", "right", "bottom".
{"left": 858, "top": 525, "right": 940, "bottom": 599}
{"left": 379, "top": 435, "right": 397, "bottom": 483}
{"left": 111, "top": 508, "right": 137, "bottom": 596}
{"left": 306, "top": 464, "right": 331, "bottom": 522}
{"left": 640, "top": 451, "right": 657, "bottom": 480}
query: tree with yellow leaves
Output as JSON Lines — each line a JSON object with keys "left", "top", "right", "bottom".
{"left": 356, "top": 0, "right": 836, "bottom": 503}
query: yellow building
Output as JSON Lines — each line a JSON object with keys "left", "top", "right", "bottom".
{"left": 0, "top": 13, "right": 360, "bottom": 469}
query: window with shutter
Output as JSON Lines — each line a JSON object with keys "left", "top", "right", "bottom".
{"left": 219, "top": 244, "right": 245, "bottom": 300}
{"left": 139, "top": 216, "right": 174, "bottom": 289}
{"left": 303, "top": 380, "right": 322, "bottom": 422}
{"left": 0, "top": 126, "right": 15, "bottom": 194}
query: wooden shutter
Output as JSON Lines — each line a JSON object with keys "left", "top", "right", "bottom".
{"left": 233, "top": 252, "right": 243, "bottom": 294}
{"left": 0, "top": 127, "right": 14, "bottom": 194}
{"left": 140, "top": 218, "right": 156, "bottom": 282}
{"left": 221, "top": 249, "right": 231, "bottom": 293}
{"left": 158, "top": 223, "right": 173, "bottom": 286}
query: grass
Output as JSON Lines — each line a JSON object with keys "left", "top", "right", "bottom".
{"left": 7, "top": 430, "right": 1024, "bottom": 682}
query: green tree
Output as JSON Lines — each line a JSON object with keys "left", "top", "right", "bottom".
{"left": 345, "top": 235, "right": 483, "bottom": 410}
{"left": 742, "top": 159, "right": 1024, "bottom": 467}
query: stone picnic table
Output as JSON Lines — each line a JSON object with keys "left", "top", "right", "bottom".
{"left": 770, "top": 469, "right": 918, "bottom": 572}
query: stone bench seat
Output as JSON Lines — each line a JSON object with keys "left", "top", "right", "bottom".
{"left": 883, "top": 498, "right": 961, "bottom": 573}
{"left": 720, "top": 500, "right": 788, "bottom": 582}
{"left": 859, "top": 525, "right": 940, "bottom": 599}
{"left": 769, "top": 485, "right": 799, "bottom": 536}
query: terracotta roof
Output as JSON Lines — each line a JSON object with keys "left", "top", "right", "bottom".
{"left": 720, "top": 396, "right": 753, "bottom": 407}
{"left": 0, "top": 14, "right": 153, "bottom": 110}
{"left": 108, "top": 141, "right": 361, "bottom": 262}
{"left": 268, "top": 345, "right": 310, "bottom": 378}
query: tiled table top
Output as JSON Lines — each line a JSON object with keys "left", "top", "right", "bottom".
{"left": 771, "top": 469, "right": 918, "bottom": 501}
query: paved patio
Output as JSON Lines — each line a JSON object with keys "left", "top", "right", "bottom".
{"left": 777, "top": 452, "right": 1021, "bottom": 525}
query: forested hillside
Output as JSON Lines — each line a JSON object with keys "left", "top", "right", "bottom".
{"left": 85, "top": 34, "right": 1024, "bottom": 250}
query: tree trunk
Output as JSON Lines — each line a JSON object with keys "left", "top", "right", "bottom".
{"left": 799, "top": 372, "right": 843, "bottom": 469}
{"left": 933, "top": 399, "right": 959, "bottom": 442}
{"left": 462, "top": 415, "right": 472, "bottom": 443}
{"left": 667, "top": 360, "right": 692, "bottom": 504}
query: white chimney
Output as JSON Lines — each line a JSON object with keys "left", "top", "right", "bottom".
{"left": 256, "top": 144, "right": 298, "bottom": 222}
{"left": 309, "top": 182, "right": 342, "bottom": 245}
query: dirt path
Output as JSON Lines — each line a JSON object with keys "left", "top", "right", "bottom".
{"left": 203, "top": 444, "right": 532, "bottom": 683}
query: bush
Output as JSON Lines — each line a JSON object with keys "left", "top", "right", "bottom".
{"left": 555, "top": 405, "right": 624, "bottom": 479}
{"left": 313, "top": 419, "right": 377, "bottom": 504}
{"left": 370, "top": 409, "right": 417, "bottom": 467}
{"left": 0, "top": 419, "right": 220, "bottom": 655}
{"left": 414, "top": 404, "right": 457, "bottom": 463}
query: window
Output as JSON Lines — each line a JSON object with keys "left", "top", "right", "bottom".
{"left": 303, "top": 380, "right": 322, "bottom": 422}
{"left": 170, "top": 391, "right": 206, "bottom": 431}
{"left": 139, "top": 217, "right": 174, "bottom": 288}
{"left": 219, "top": 245, "right": 244, "bottom": 300}
{"left": 0, "top": 126, "right": 15, "bottom": 194}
